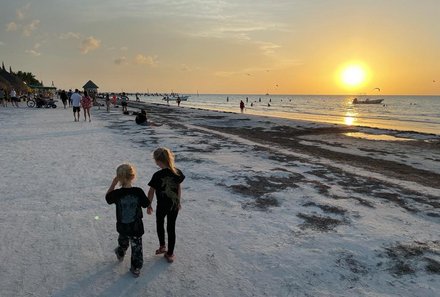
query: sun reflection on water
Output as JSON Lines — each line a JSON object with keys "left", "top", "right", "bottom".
{"left": 344, "top": 111, "right": 357, "bottom": 126}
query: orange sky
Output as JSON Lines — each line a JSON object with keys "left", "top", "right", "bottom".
{"left": 1, "top": 1, "right": 439, "bottom": 94}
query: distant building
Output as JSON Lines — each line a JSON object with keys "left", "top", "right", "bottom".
{"left": 83, "top": 80, "right": 99, "bottom": 97}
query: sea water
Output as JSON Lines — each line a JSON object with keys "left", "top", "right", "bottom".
{"left": 131, "top": 94, "right": 440, "bottom": 135}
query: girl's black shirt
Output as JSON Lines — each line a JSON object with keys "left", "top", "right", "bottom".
{"left": 148, "top": 168, "right": 185, "bottom": 209}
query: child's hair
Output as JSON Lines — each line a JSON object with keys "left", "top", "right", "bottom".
{"left": 153, "top": 147, "right": 179, "bottom": 175}
{"left": 116, "top": 163, "right": 136, "bottom": 186}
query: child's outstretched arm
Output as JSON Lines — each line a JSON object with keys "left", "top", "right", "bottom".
{"left": 147, "top": 187, "right": 155, "bottom": 215}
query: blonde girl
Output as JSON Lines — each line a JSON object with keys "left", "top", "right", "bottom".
{"left": 106, "top": 164, "right": 150, "bottom": 277}
{"left": 147, "top": 148, "right": 185, "bottom": 263}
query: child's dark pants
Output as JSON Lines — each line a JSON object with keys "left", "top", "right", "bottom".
{"left": 116, "top": 235, "right": 143, "bottom": 269}
{"left": 156, "top": 206, "right": 179, "bottom": 255}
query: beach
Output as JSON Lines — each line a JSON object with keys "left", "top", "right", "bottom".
{"left": 0, "top": 104, "right": 439, "bottom": 297}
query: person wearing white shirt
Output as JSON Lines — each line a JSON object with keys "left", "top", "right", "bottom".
{"left": 10, "top": 89, "right": 18, "bottom": 107}
{"left": 71, "top": 89, "right": 82, "bottom": 122}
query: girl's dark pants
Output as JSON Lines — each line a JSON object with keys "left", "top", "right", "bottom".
{"left": 117, "top": 235, "right": 143, "bottom": 269}
{"left": 156, "top": 206, "right": 179, "bottom": 255}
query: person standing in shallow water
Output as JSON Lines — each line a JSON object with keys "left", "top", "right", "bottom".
{"left": 147, "top": 148, "right": 185, "bottom": 263}
{"left": 240, "top": 100, "right": 245, "bottom": 113}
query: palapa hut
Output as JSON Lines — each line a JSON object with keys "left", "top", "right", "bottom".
{"left": 83, "top": 80, "right": 99, "bottom": 98}
{"left": 82, "top": 80, "right": 99, "bottom": 105}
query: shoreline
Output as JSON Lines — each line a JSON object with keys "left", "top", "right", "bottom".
{"left": 123, "top": 100, "right": 440, "bottom": 140}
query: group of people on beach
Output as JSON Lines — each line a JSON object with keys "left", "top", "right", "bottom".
{"left": 0, "top": 88, "right": 20, "bottom": 108}
{"left": 61, "top": 89, "right": 93, "bottom": 122}
{"left": 106, "top": 147, "right": 185, "bottom": 277}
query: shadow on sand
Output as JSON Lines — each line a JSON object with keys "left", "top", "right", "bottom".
{"left": 52, "top": 258, "right": 169, "bottom": 297}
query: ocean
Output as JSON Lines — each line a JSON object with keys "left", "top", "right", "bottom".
{"left": 129, "top": 94, "right": 440, "bottom": 135}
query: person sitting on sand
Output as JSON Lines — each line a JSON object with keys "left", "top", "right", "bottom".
{"left": 135, "top": 109, "right": 148, "bottom": 125}
{"left": 106, "top": 164, "right": 150, "bottom": 277}
{"left": 240, "top": 100, "right": 245, "bottom": 113}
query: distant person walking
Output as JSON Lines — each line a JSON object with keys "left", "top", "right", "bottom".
{"left": 177, "top": 97, "right": 181, "bottom": 107}
{"left": 71, "top": 89, "right": 82, "bottom": 122}
{"left": 0, "top": 88, "right": 5, "bottom": 107}
{"left": 147, "top": 148, "right": 185, "bottom": 263}
{"left": 240, "top": 100, "right": 245, "bottom": 113}
{"left": 106, "top": 163, "right": 150, "bottom": 277}
{"left": 81, "top": 90, "right": 92, "bottom": 122}
{"left": 60, "top": 90, "right": 68, "bottom": 109}
{"left": 67, "top": 89, "right": 73, "bottom": 107}
{"left": 10, "top": 89, "right": 19, "bottom": 107}
{"left": 105, "top": 93, "right": 111, "bottom": 112}
{"left": 121, "top": 92, "right": 128, "bottom": 113}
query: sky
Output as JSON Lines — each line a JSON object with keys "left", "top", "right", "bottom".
{"left": 0, "top": 0, "right": 439, "bottom": 94}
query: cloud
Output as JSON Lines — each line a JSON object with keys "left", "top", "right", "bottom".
{"left": 16, "top": 3, "right": 31, "bottom": 20}
{"left": 134, "top": 54, "right": 157, "bottom": 66}
{"left": 0, "top": 41, "right": 5, "bottom": 46}
{"left": 25, "top": 42, "right": 42, "bottom": 56}
{"left": 120, "top": 46, "right": 128, "bottom": 51}
{"left": 23, "top": 19, "right": 40, "bottom": 37}
{"left": 181, "top": 64, "right": 191, "bottom": 71}
{"left": 257, "top": 41, "right": 281, "bottom": 56}
{"left": 59, "top": 32, "right": 81, "bottom": 40}
{"left": 25, "top": 49, "right": 41, "bottom": 57}
{"left": 6, "top": 22, "right": 18, "bottom": 32}
{"left": 80, "top": 36, "right": 101, "bottom": 54}
{"left": 114, "top": 56, "right": 127, "bottom": 65}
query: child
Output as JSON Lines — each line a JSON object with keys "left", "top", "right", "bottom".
{"left": 147, "top": 148, "right": 185, "bottom": 263}
{"left": 106, "top": 164, "right": 150, "bottom": 277}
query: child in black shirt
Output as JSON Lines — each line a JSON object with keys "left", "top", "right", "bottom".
{"left": 106, "top": 164, "right": 150, "bottom": 277}
{"left": 147, "top": 148, "right": 185, "bottom": 263}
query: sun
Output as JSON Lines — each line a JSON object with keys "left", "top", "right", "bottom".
{"left": 341, "top": 65, "right": 366, "bottom": 87}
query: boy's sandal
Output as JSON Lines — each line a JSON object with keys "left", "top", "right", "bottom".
{"left": 130, "top": 267, "right": 141, "bottom": 277}
{"left": 155, "top": 246, "right": 167, "bottom": 255}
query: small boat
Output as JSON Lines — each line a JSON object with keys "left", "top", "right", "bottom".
{"left": 352, "top": 98, "right": 384, "bottom": 104}
{"left": 163, "top": 95, "right": 190, "bottom": 101}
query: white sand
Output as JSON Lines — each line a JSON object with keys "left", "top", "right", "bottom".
{"left": 0, "top": 106, "right": 438, "bottom": 297}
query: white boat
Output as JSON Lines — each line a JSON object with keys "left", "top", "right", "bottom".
{"left": 163, "top": 95, "right": 190, "bottom": 101}
{"left": 352, "top": 98, "right": 384, "bottom": 104}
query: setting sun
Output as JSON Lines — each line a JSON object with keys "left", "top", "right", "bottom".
{"left": 341, "top": 65, "right": 366, "bottom": 87}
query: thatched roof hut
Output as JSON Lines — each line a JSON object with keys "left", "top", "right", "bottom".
{"left": 83, "top": 80, "right": 99, "bottom": 92}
